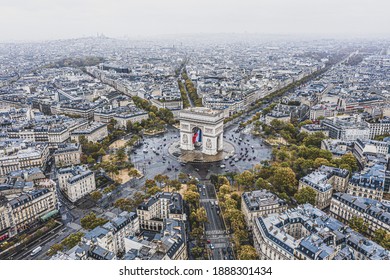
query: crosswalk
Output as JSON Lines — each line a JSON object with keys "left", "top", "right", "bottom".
{"left": 205, "top": 230, "right": 226, "bottom": 235}
{"left": 200, "top": 199, "right": 216, "bottom": 203}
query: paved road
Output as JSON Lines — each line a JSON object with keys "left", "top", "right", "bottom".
{"left": 199, "top": 181, "right": 235, "bottom": 260}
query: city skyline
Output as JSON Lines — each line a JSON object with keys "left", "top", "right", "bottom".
{"left": 1, "top": 0, "right": 390, "bottom": 42}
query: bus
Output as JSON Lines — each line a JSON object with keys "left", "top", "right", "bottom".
{"left": 30, "top": 246, "right": 42, "bottom": 256}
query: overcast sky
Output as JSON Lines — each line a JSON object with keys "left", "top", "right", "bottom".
{"left": 1, "top": 0, "right": 389, "bottom": 41}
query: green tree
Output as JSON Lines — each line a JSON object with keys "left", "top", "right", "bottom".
{"left": 47, "top": 243, "right": 64, "bottom": 256}
{"left": 128, "top": 168, "right": 141, "bottom": 179}
{"left": 255, "top": 178, "right": 272, "bottom": 191}
{"left": 178, "top": 172, "right": 188, "bottom": 182}
{"left": 190, "top": 246, "right": 204, "bottom": 259}
{"left": 147, "top": 186, "right": 161, "bottom": 196}
{"left": 80, "top": 212, "right": 108, "bottom": 230}
{"left": 170, "top": 179, "right": 182, "bottom": 192}
{"left": 340, "top": 153, "right": 358, "bottom": 173}
{"left": 268, "top": 166, "right": 298, "bottom": 195}
{"left": 116, "top": 147, "right": 126, "bottom": 163}
{"left": 90, "top": 191, "right": 103, "bottom": 201}
{"left": 235, "top": 171, "right": 255, "bottom": 190}
{"left": 61, "top": 232, "right": 84, "bottom": 249}
{"left": 195, "top": 207, "right": 208, "bottom": 223}
{"left": 349, "top": 216, "right": 368, "bottom": 235}
{"left": 154, "top": 174, "right": 169, "bottom": 187}
{"left": 114, "top": 198, "right": 133, "bottom": 212}
{"left": 294, "top": 187, "right": 317, "bottom": 205}
{"left": 238, "top": 245, "right": 258, "bottom": 260}
{"left": 183, "top": 190, "right": 200, "bottom": 208}
{"left": 373, "top": 229, "right": 390, "bottom": 250}
{"left": 303, "top": 132, "right": 327, "bottom": 148}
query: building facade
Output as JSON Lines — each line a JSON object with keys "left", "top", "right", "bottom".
{"left": 330, "top": 193, "right": 390, "bottom": 237}
{"left": 58, "top": 165, "right": 96, "bottom": 202}
{"left": 53, "top": 143, "right": 81, "bottom": 167}
{"left": 137, "top": 192, "right": 184, "bottom": 232}
{"left": 241, "top": 190, "right": 287, "bottom": 229}
{"left": 179, "top": 107, "right": 224, "bottom": 156}
{"left": 253, "top": 204, "right": 390, "bottom": 260}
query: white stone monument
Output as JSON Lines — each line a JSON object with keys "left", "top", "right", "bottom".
{"left": 179, "top": 107, "right": 224, "bottom": 156}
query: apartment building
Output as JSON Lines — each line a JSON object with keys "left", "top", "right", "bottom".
{"left": 53, "top": 143, "right": 81, "bottom": 167}
{"left": 330, "top": 192, "right": 390, "bottom": 237}
{"left": 298, "top": 165, "right": 349, "bottom": 209}
{"left": 123, "top": 219, "right": 187, "bottom": 260}
{"left": 7, "top": 188, "right": 57, "bottom": 234}
{"left": 82, "top": 211, "right": 139, "bottom": 256}
{"left": 253, "top": 204, "right": 390, "bottom": 260}
{"left": 347, "top": 164, "right": 384, "bottom": 201}
{"left": 58, "top": 165, "right": 96, "bottom": 202}
{"left": 137, "top": 192, "right": 184, "bottom": 232}
{"left": 241, "top": 189, "right": 287, "bottom": 229}
{"left": 70, "top": 122, "right": 108, "bottom": 143}
{"left": 321, "top": 116, "right": 370, "bottom": 141}
{"left": 0, "top": 140, "right": 49, "bottom": 176}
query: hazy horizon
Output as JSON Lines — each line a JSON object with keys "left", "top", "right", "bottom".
{"left": 1, "top": 0, "right": 390, "bottom": 42}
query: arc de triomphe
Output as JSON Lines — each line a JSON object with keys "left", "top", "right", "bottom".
{"left": 178, "top": 107, "right": 224, "bottom": 156}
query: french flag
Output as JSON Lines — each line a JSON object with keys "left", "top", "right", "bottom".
{"left": 193, "top": 129, "right": 202, "bottom": 144}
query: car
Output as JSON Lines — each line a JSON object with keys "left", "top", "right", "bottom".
{"left": 207, "top": 239, "right": 211, "bottom": 244}
{"left": 234, "top": 158, "right": 239, "bottom": 162}
{"left": 224, "top": 156, "right": 229, "bottom": 160}
{"left": 195, "top": 168, "right": 200, "bottom": 172}
{"left": 202, "top": 192, "right": 205, "bottom": 196}
{"left": 220, "top": 164, "right": 226, "bottom": 168}
{"left": 225, "top": 169, "right": 229, "bottom": 172}
{"left": 167, "top": 167, "right": 172, "bottom": 171}
{"left": 209, "top": 244, "right": 215, "bottom": 250}
{"left": 203, "top": 185, "right": 206, "bottom": 189}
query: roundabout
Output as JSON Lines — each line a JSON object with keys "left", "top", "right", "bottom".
{"left": 168, "top": 140, "right": 235, "bottom": 163}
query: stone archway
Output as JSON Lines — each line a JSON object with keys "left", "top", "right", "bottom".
{"left": 179, "top": 108, "right": 224, "bottom": 156}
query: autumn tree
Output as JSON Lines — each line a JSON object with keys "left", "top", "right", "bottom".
{"left": 235, "top": 171, "right": 255, "bottom": 190}
{"left": 80, "top": 212, "right": 108, "bottom": 230}
{"left": 195, "top": 207, "right": 208, "bottom": 223}
{"left": 294, "top": 187, "right": 317, "bottom": 205}
{"left": 183, "top": 189, "right": 200, "bottom": 208}
{"left": 268, "top": 166, "right": 298, "bottom": 195}
{"left": 62, "top": 232, "right": 84, "bottom": 249}
{"left": 154, "top": 174, "right": 169, "bottom": 187}
{"left": 238, "top": 245, "right": 258, "bottom": 260}
{"left": 90, "top": 191, "right": 103, "bottom": 201}
{"left": 170, "top": 179, "right": 182, "bottom": 193}
{"left": 349, "top": 216, "right": 368, "bottom": 235}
